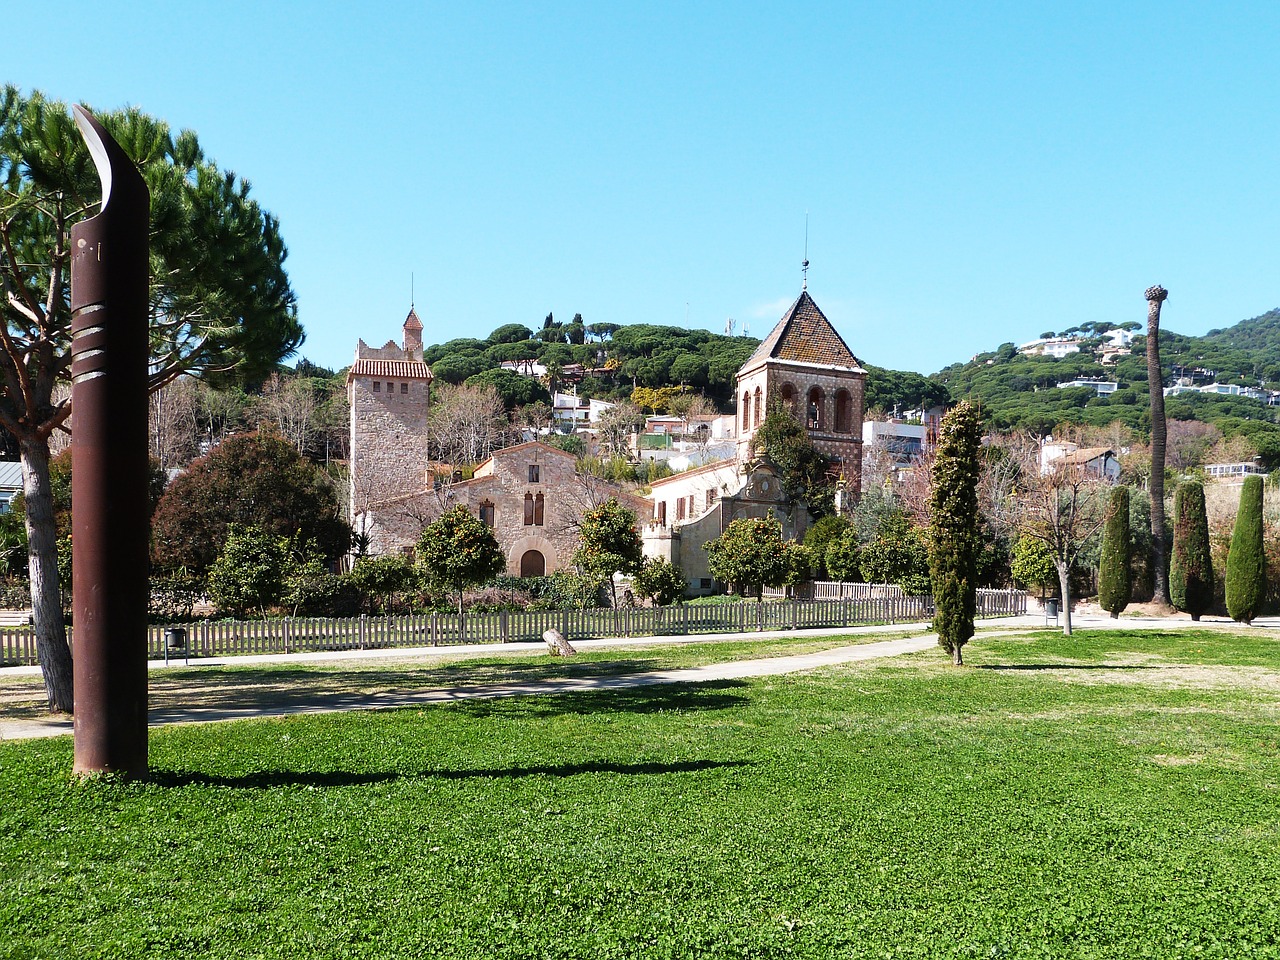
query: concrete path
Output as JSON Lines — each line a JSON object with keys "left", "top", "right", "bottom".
{"left": 3, "top": 612, "right": 1272, "bottom": 742}
{"left": 1, "top": 623, "right": 953, "bottom": 741}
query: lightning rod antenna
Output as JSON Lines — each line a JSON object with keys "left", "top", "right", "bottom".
{"left": 802, "top": 211, "right": 810, "bottom": 291}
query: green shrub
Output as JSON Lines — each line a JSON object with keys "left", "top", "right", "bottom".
{"left": 1170, "top": 481, "right": 1213, "bottom": 620}
{"left": 1097, "top": 486, "right": 1131, "bottom": 618}
{"left": 1225, "top": 475, "right": 1266, "bottom": 624}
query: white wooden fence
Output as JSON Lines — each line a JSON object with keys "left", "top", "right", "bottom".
{"left": 0, "top": 590, "right": 1028, "bottom": 667}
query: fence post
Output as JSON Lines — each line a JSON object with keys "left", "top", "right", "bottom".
{"left": 359, "top": 615, "right": 367, "bottom": 651}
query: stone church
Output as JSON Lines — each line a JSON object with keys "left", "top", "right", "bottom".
{"left": 348, "top": 309, "right": 645, "bottom": 575}
{"left": 641, "top": 288, "right": 867, "bottom": 591}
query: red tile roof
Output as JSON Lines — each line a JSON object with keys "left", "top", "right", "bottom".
{"left": 349, "top": 358, "right": 433, "bottom": 380}
{"left": 742, "top": 291, "right": 864, "bottom": 372}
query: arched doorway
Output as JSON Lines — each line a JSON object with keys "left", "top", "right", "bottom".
{"left": 519, "top": 549, "right": 546, "bottom": 577}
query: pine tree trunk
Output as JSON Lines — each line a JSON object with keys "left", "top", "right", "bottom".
{"left": 20, "top": 439, "right": 74, "bottom": 713}
{"left": 1145, "top": 286, "right": 1170, "bottom": 606}
{"left": 1056, "top": 561, "right": 1073, "bottom": 637}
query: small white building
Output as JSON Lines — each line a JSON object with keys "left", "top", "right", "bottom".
{"left": 498, "top": 359, "right": 547, "bottom": 378}
{"left": 1205, "top": 461, "right": 1265, "bottom": 481}
{"left": 552, "top": 391, "right": 614, "bottom": 426}
{"left": 646, "top": 459, "right": 743, "bottom": 527}
{"left": 862, "top": 420, "right": 929, "bottom": 465}
{"left": 1040, "top": 442, "right": 1121, "bottom": 481}
{"left": 1018, "top": 337, "right": 1084, "bottom": 359}
{"left": 1057, "top": 379, "right": 1118, "bottom": 397}
{"left": 0, "top": 461, "right": 21, "bottom": 513}
{"left": 1164, "top": 382, "right": 1269, "bottom": 403}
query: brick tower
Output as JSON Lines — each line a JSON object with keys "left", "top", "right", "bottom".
{"left": 348, "top": 308, "right": 433, "bottom": 527}
{"left": 735, "top": 290, "right": 867, "bottom": 497}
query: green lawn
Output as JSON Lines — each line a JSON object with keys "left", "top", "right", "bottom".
{"left": 3, "top": 628, "right": 1279, "bottom": 958}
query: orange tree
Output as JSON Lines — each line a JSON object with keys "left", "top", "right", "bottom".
{"left": 415, "top": 505, "right": 505, "bottom": 614}
{"left": 573, "top": 498, "right": 643, "bottom": 608}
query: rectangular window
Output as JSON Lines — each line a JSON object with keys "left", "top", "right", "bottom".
{"left": 480, "top": 502, "right": 495, "bottom": 528}
{"left": 534, "top": 493, "right": 545, "bottom": 526}
{"left": 705, "top": 489, "right": 717, "bottom": 507}
{"left": 372, "top": 381, "right": 381, "bottom": 392}
{"left": 400, "top": 383, "right": 409, "bottom": 394}
{"left": 657, "top": 502, "right": 667, "bottom": 524}
{"left": 688, "top": 494, "right": 695, "bottom": 515}
{"left": 387, "top": 383, "right": 394, "bottom": 394}
{"left": 676, "top": 499, "right": 686, "bottom": 521}
{"left": 524, "top": 494, "right": 534, "bottom": 525}
{"left": 528, "top": 464, "right": 540, "bottom": 483}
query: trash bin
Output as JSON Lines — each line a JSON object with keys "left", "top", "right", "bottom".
{"left": 1045, "top": 599, "right": 1058, "bottom": 617}
{"left": 164, "top": 627, "right": 187, "bottom": 651}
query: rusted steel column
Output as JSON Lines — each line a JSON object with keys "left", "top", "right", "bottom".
{"left": 69, "top": 106, "right": 151, "bottom": 777}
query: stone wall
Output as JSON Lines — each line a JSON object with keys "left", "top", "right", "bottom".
{"left": 349, "top": 375, "right": 430, "bottom": 519}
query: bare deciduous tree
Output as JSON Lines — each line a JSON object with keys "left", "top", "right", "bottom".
{"left": 428, "top": 383, "right": 510, "bottom": 466}
{"left": 1004, "top": 439, "right": 1109, "bottom": 635}
{"left": 595, "top": 400, "right": 644, "bottom": 459}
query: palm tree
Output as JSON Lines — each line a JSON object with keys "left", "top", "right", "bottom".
{"left": 1145, "top": 285, "right": 1170, "bottom": 607}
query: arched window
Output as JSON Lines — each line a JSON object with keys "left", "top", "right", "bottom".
{"left": 534, "top": 493, "right": 545, "bottom": 526}
{"left": 807, "top": 387, "right": 825, "bottom": 430}
{"left": 520, "top": 550, "right": 546, "bottom": 577}
{"left": 835, "top": 390, "right": 852, "bottom": 433}
{"left": 753, "top": 387, "right": 762, "bottom": 428}
{"left": 742, "top": 392, "right": 751, "bottom": 430}
{"left": 524, "top": 493, "right": 534, "bottom": 525}
{"left": 779, "top": 382, "right": 798, "bottom": 414}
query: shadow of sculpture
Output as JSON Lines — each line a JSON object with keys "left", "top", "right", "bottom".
{"left": 146, "top": 757, "right": 753, "bottom": 790}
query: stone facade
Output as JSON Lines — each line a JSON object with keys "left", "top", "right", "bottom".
{"left": 348, "top": 309, "right": 433, "bottom": 525}
{"left": 734, "top": 290, "right": 866, "bottom": 497}
{"left": 365, "top": 441, "right": 649, "bottom": 576}
{"left": 642, "top": 462, "right": 805, "bottom": 595}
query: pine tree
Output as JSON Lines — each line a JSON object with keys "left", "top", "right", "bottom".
{"left": 928, "top": 401, "right": 983, "bottom": 665}
{"left": 1225, "top": 474, "right": 1266, "bottom": 625}
{"left": 1169, "top": 481, "right": 1213, "bottom": 621}
{"left": 1097, "top": 486, "right": 1131, "bottom": 618}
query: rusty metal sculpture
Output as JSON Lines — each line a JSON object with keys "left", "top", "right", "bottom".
{"left": 69, "top": 106, "right": 151, "bottom": 777}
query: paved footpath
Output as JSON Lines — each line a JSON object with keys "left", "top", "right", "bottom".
{"left": 3, "top": 612, "right": 1273, "bottom": 742}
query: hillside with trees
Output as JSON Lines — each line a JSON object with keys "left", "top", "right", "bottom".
{"left": 931, "top": 309, "right": 1280, "bottom": 468}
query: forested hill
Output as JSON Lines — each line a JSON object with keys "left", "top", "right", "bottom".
{"left": 406, "top": 314, "right": 949, "bottom": 414}
{"left": 929, "top": 307, "right": 1280, "bottom": 465}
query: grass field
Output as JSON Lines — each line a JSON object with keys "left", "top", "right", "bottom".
{"left": 2, "top": 628, "right": 1279, "bottom": 958}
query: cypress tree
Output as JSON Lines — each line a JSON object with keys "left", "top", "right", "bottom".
{"left": 928, "top": 401, "right": 983, "bottom": 665}
{"left": 1225, "top": 474, "right": 1266, "bottom": 625}
{"left": 1169, "top": 481, "right": 1213, "bottom": 621}
{"left": 1097, "top": 486, "right": 1131, "bottom": 618}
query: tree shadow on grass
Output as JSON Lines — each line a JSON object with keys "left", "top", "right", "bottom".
{"left": 146, "top": 757, "right": 753, "bottom": 790}
{"left": 148, "top": 660, "right": 703, "bottom": 715}
{"left": 976, "top": 664, "right": 1165, "bottom": 672}
{"left": 147, "top": 678, "right": 752, "bottom": 724}
{"left": 440, "top": 680, "right": 751, "bottom": 719}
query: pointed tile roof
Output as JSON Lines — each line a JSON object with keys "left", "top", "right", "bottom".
{"left": 740, "top": 291, "right": 864, "bottom": 373}
{"left": 403, "top": 307, "right": 423, "bottom": 331}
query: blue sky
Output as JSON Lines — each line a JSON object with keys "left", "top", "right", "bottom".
{"left": 8, "top": 2, "right": 1279, "bottom": 375}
